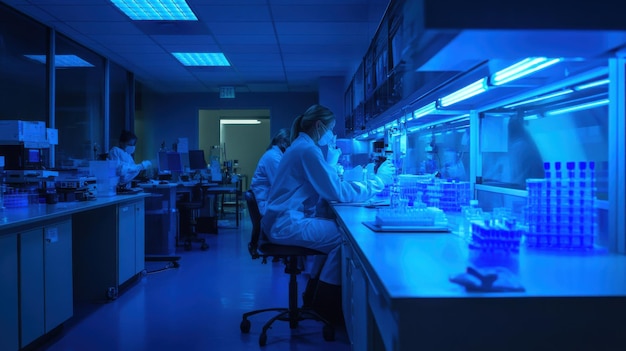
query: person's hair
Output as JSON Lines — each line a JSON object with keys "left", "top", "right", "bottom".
{"left": 119, "top": 130, "right": 137, "bottom": 145}
{"left": 267, "top": 128, "right": 291, "bottom": 150}
{"left": 290, "top": 104, "right": 335, "bottom": 143}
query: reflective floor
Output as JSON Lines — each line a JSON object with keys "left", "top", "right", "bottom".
{"left": 41, "top": 213, "right": 350, "bottom": 351}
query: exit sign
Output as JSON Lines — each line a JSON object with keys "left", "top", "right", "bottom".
{"left": 220, "top": 86, "right": 235, "bottom": 99}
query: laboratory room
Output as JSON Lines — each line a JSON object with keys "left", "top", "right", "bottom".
{"left": 1, "top": 0, "right": 626, "bottom": 350}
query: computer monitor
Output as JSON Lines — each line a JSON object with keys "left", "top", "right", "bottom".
{"left": 188, "top": 149, "right": 207, "bottom": 171}
{"left": 158, "top": 151, "right": 183, "bottom": 173}
{"left": 166, "top": 152, "right": 183, "bottom": 173}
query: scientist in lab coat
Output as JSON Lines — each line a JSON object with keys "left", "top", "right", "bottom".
{"left": 261, "top": 104, "right": 395, "bottom": 325}
{"left": 250, "top": 128, "right": 291, "bottom": 215}
{"left": 108, "top": 130, "right": 152, "bottom": 187}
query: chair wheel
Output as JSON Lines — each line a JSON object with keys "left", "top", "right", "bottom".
{"left": 240, "top": 319, "right": 251, "bottom": 333}
{"left": 322, "top": 325, "right": 335, "bottom": 341}
{"left": 201, "top": 243, "right": 209, "bottom": 250}
{"left": 259, "top": 332, "right": 267, "bottom": 346}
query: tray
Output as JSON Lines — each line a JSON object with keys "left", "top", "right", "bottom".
{"left": 362, "top": 221, "right": 450, "bottom": 233}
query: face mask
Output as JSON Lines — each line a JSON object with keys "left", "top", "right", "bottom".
{"left": 125, "top": 145, "right": 136, "bottom": 154}
{"left": 317, "top": 123, "right": 334, "bottom": 146}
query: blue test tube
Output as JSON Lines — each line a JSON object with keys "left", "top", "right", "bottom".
{"left": 544, "top": 162, "right": 551, "bottom": 179}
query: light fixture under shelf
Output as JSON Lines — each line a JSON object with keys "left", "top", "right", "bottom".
{"left": 491, "top": 57, "right": 562, "bottom": 86}
{"left": 504, "top": 89, "right": 574, "bottom": 109}
{"left": 439, "top": 78, "right": 488, "bottom": 107}
{"left": 545, "top": 99, "right": 609, "bottom": 116}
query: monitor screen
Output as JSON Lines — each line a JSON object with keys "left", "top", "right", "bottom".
{"left": 166, "top": 152, "right": 183, "bottom": 173}
{"left": 28, "top": 149, "right": 41, "bottom": 163}
{"left": 188, "top": 149, "right": 207, "bottom": 171}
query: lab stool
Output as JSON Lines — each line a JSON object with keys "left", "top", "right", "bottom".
{"left": 177, "top": 185, "right": 209, "bottom": 251}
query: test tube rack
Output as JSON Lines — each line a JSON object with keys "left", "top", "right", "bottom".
{"left": 524, "top": 161, "right": 597, "bottom": 250}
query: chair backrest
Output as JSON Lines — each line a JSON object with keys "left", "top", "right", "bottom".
{"left": 192, "top": 183, "right": 205, "bottom": 203}
{"left": 244, "top": 190, "right": 262, "bottom": 259}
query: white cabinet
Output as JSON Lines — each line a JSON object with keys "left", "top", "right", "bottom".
{"left": 73, "top": 197, "right": 146, "bottom": 301}
{"left": 341, "top": 238, "right": 369, "bottom": 351}
{"left": 19, "top": 219, "right": 73, "bottom": 348}
{"left": 118, "top": 200, "right": 145, "bottom": 284}
{"left": 0, "top": 233, "right": 18, "bottom": 351}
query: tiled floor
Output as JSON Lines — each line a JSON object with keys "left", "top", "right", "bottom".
{"left": 41, "top": 214, "right": 350, "bottom": 351}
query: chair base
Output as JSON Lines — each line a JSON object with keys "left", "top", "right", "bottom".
{"left": 240, "top": 307, "right": 335, "bottom": 347}
{"left": 240, "top": 255, "right": 335, "bottom": 346}
{"left": 177, "top": 234, "right": 209, "bottom": 251}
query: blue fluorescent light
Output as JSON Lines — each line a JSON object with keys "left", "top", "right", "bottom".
{"left": 491, "top": 57, "right": 561, "bottom": 86}
{"left": 357, "top": 133, "right": 369, "bottom": 140}
{"left": 575, "top": 79, "right": 610, "bottom": 90}
{"left": 24, "top": 54, "right": 93, "bottom": 67}
{"left": 545, "top": 99, "right": 609, "bottom": 116}
{"left": 523, "top": 114, "right": 540, "bottom": 121}
{"left": 407, "top": 126, "right": 421, "bottom": 133}
{"left": 172, "top": 52, "right": 230, "bottom": 66}
{"left": 413, "top": 102, "right": 437, "bottom": 119}
{"left": 439, "top": 78, "right": 488, "bottom": 107}
{"left": 504, "top": 89, "right": 573, "bottom": 108}
{"left": 111, "top": 0, "right": 197, "bottom": 20}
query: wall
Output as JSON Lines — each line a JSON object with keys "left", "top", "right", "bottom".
{"left": 319, "top": 77, "right": 347, "bottom": 138}
{"left": 135, "top": 89, "right": 318, "bottom": 165}
{"left": 221, "top": 122, "right": 271, "bottom": 189}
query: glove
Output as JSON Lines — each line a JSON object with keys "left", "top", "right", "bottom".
{"left": 343, "top": 165, "right": 364, "bottom": 182}
{"left": 141, "top": 160, "right": 152, "bottom": 170}
{"left": 326, "top": 145, "right": 342, "bottom": 166}
{"left": 335, "top": 164, "right": 344, "bottom": 176}
{"left": 376, "top": 160, "right": 395, "bottom": 186}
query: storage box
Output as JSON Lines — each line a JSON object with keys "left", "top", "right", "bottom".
{"left": 89, "top": 160, "right": 118, "bottom": 178}
{"left": 96, "top": 176, "right": 119, "bottom": 197}
{"left": 0, "top": 120, "right": 47, "bottom": 143}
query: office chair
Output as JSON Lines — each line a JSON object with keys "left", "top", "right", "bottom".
{"left": 240, "top": 190, "right": 335, "bottom": 347}
{"left": 177, "top": 184, "right": 209, "bottom": 251}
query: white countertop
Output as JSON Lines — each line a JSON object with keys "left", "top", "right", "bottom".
{"left": 0, "top": 193, "right": 149, "bottom": 232}
{"left": 332, "top": 205, "right": 626, "bottom": 299}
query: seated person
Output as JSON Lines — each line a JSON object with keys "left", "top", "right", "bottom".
{"left": 261, "top": 104, "right": 394, "bottom": 325}
{"left": 108, "top": 130, "right": 152, "bottom": 188}
{"left": 250, "top": 128, "right": 291, "bottom": 215}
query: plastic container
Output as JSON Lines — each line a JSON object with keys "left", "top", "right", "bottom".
{"left": 96, "top": 176, "right": 120, "bottom": 197}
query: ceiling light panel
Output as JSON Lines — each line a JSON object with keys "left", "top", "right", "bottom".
{"left": 111, "top": 0, "right": 197, "bottom": 20}
{"left": 172, "top": 53, "right": 230, "bottom": 66}
{"left": 24, "top": 54, "right": 94, "bottom": 67}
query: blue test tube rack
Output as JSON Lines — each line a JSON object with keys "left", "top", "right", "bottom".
{"left": 524, "top": 161, "right": 597, "bottom": 251}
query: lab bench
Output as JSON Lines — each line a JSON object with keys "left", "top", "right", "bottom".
{"left": 0, "top": 193, "right": 148, "bottom": 351}
{"left": 333, "top": 204, "right": 626, "bottom": 351}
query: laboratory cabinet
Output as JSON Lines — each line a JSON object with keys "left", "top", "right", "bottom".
{"left": 19, "top": 218, "right": 73, "bottom": 349}
{"left": 341, "top": 238, "right": 371, "bottom": 351}
{"left": 118, "top": 200, "right": 145, "bottom": 284}
{"left": 0, "top": 233, "right": 19, "bottom": 351}
{"left": 73, "top": 198, "right": 145, "bottom": 301}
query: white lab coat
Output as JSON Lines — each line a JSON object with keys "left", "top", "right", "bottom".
{"left": 108, "top": 146, "right": 143, "bottom": 185}
{"left": 250, "top": 145, "right": 283, "bottom": 215}
{"left": 261, "top": 133, "right": 384, "bottom": 285}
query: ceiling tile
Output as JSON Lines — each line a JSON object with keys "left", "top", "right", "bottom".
{"left": 275, "top": 22, "right": 373, "bottom": 36}
{"left": 206, "top": 22, "right": 275, "bottom": 36}
{"left": 215, "top": 35, "right": 278, "bottom": 45}
{"left": 270, "top": 5, "right": 370, "bottom": 22}
{"left": 193, "top": 5, "right": 271, "bottom": 22}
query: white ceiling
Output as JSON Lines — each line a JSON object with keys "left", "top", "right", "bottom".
{"left": 2, "top": 0, "right": 390, "bottom": 93}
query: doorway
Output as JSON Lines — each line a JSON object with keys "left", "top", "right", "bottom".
{"left": 198, "top": 109, "right": 270, "bottom": 190}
